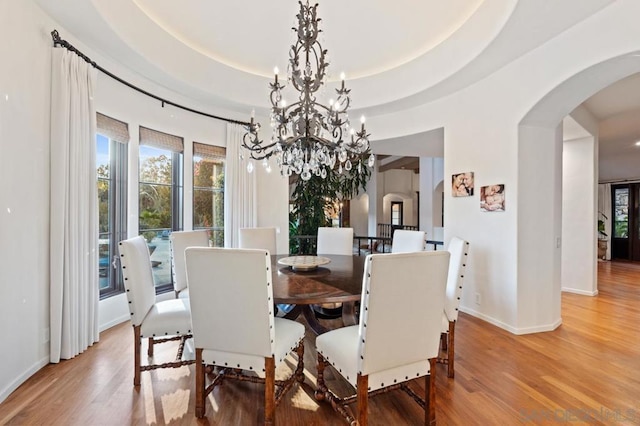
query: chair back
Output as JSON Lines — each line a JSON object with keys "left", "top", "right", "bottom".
{"left": 317, "top": 227, "right": 353, "bottom": 255}
{"left": 118, "top": 236, "right": 156, "bottom": 326}
{"left": 444, "top": 237, "right": 470, "bottom": 323}
{"left": 185, "top": 247, "right": 274, "bottom": 357}
{"left": 239, "top": 227, "right": 277, "bottom": 254}
{"left": 391, "top": 230, "right": 425, "bottom": 253}
{"left": 169, "top": 230, "right": 210, "bottom": 293}
{"left": 358, "top": 251, "right": 450, "bottom": 376}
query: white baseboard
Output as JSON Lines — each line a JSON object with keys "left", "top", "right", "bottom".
{"left": 0, "top": 356, "right": 49, "bottom": 404}
{"left": 99, "top": 314, "right": 130, "bottom": 333}
{"left": 562, "top": 287, "right": 598, "bottom": 296}
{"left": 459, "top": 306, "right": 562, "bottom": 335}
{"left": 513, "top": 318, "right": 562, "bottom": 335}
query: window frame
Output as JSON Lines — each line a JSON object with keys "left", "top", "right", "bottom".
{"left": 98, "top": 135, "right": 128, "bottom": 299}
{"left": 138, "top": 146, "right": 184, "bottom": 295}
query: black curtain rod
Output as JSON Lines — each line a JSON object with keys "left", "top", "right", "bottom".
{"left": 50, "top": 29, "right": 250, "bottom": 126}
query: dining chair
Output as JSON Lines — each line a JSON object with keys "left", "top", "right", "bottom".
{"left": 239, "top": 227, "right": 277, "bottom": 254}
{"left": 316, "top": 227, "right": 354, "bottom": 255}
{"left": 314, "top": 227, "right": 354, "bottom": 319}
{"left": 391, "top": 229, "right": 426, "bottom": 253}
{"left": 169, "top": 230, "right": 210, "bottom": 299}
{"left": 185, "top": 247, "right": 305, "bottom": 423}
{"left": 118, "top": 236, "right": 194, "bottom": 386}
{"left": 315, "top": 250, "right": 450, "bottom": 425}
{"left": 438, "top": 236, "right": 470, "bottom": 378}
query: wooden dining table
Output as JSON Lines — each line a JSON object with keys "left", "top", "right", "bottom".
{"left": 271, "top": 254, "right": 365, "bottom": 334}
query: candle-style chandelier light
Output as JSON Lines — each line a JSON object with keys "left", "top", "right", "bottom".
{"left": 242, "top": 1, "right": 374, "bottom": 181}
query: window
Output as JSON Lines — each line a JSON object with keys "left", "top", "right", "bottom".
{"left": 96, "top": 113, "right": 128, "bottom": 299}
{"left": 193, "top": 142, "right": 225, "bottom": 247}
{"left": 139, "top": 127, "right": 184, "bottom": 293}
{"left": 391, "top": 201, "right": 403, "bottom": 226}
{"left": 614, "top": 187, "right": 629, "bottom": 238}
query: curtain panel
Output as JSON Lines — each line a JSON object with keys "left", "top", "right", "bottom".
{"left": 224, "top": 123, "right": 256, "bottom": 247}
{"left": 50, "top": 48, "right": 99, "bottom": 362}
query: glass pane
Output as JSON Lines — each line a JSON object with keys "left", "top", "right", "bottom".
{"left": 193, "top": 188, "right": 213, "bottom": 228}
{"left": 97, "top": 134, "right": 111, "bottom": 290}
{"left": 614, "top": 188, "right": 629, "bottom": 238}
{"left": 140, "top": 145, "right": 172, "bottom": 184}
{"left": 211, "top": 228, "right": 224, "bottom": 248}
{"left": 141, "top": 231, "right": 172, "bottom": 288}
{"left": 97, "top": 134, "right": 110, "bottom": 178}
{"left": 98, "top": 233, "right": 110, "bottom": 290}
{"left": 193, "top": 155, "right": 224, "bottom": 248}
{"left": 139, "top": 183, "right": 172, "bottom": 230}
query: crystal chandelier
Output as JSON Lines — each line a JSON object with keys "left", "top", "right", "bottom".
{"left": 242, "top": 1, "right": 375, "bottom": 181}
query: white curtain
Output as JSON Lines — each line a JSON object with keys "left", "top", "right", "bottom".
{"left": 598, "top": 183, "right": 612, "bottom": 260}
{"left": 224, "top": 123, "right": 257, "bottom": 247}
{"left": 50, "top": 48, "right": 99, "bottom": 362}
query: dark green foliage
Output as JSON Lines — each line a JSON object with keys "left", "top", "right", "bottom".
{"left": 289, "top": 162, "right": 371, "bottom": 254}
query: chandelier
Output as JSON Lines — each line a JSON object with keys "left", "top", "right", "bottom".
{"left": 242, "top": 1, "right": 374, "bottom": 181}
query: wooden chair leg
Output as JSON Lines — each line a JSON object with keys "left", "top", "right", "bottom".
{"left": 147, "top": 337, "right": 154, "bottom": 357}
{"left": 426, "top": 358, "right": 436, "bottom": 425}
{"left": 315, "top": 353, "right": 327, "bottom": 401}
{"left": 357, "top": 374, "right": 369, "bottom": 426}
{"left": 295, "top": 342, "right": 305, "bottom": 383}
{"left": 133, "top": 326, "right": 141, "bottom": 386}
{"left": 195, "top": 348, "right": 205, "bottom": 418}
{"left": 448, "top": 321, "right": 455, "bottom": 378}
{"left": 440, "top": 332, "right": 448, "bottom": 351}
{"left": 265, "top": 357, "right": 276, "bottom": 426}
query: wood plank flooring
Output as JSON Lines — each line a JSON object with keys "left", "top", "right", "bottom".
{"left": 1, "top": 261, "right": 639, "bottom": 425}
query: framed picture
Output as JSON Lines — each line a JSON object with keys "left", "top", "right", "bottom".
{"left": 452, "top": 172, "right": 474, "bottom": 197}
{"left": 480, "top": 184, "right": 505, "bottom": 212}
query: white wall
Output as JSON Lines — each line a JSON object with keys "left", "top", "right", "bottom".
{"left": 0, "top": 0, "right": 57, "bottom": 402}
{"left": 350, "top": 192, "right": 369, "bottom": 237}
{"left": 366, "top": 0, "right": 640, "bottom": 334}
{"left": 562, "top": 136, "right": 598, "bottom": 295}
{"left": 0, "top": 0, "right": 289, "bottom": 402}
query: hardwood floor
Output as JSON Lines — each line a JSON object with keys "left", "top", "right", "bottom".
{"left": 1, "top": 261, "right": 639, "bottom": 425}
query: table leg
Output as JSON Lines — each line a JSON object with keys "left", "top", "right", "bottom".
{"left": 282, "top": 304, "right": 302, "bottom": 320}
{"left": 302, "top": 305, "right": 329, "bottom": 335}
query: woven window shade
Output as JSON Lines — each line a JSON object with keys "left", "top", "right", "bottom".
{"left": 139, "top": 126, "right": 184, "bottom": 153}
{"left": 194, "top": 142, "right": 226, "bottom": 161}
{"left": 96, "top": 112, "right": 129, "bottom": 144}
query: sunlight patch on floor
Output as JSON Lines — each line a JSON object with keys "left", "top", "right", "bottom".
{"left": 155, "top": 365, "right": 191, "bottom": 381}
{"left": 161, "top": 389, "right": 191, "bottom": 422}
{"left": 141, "top": 373, "right": 157, "bottom": 425}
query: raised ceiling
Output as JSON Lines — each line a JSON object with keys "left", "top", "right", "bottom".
{"left": 34, "top": 0, "right": 640, "bottom": 170}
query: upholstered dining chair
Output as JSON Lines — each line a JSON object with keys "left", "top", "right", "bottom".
{"left": 315, "top": 250, "right": 450, "bottom": 425}
{"left": 118, "top": 236, "right": 194, "bottom": 386}
{"left": 438, "top": 236, "right": 470, "bottom": 378}
{"left": 315, "top": 227, "right": 354, "bottom": 319}
{"left": 185, "top": 247, "right": 305, "bottom": 423}
{"left": 169, "top": 230, "right": 210, "bottom": 299}
{"left": 316, "top": 227, "right": 354, "bottom": 255}
{"left": 391, "top": 229, "right": 426, "bottom": 253}
{"left": 239, "top": 227, "right": 277, "bottom": 254}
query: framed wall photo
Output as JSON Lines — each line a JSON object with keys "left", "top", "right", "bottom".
{"left": 480, "top": 184, "right": 505, "bottom": 212}
{"left": 452, "top": 172, "right": 474, "bottom": 197}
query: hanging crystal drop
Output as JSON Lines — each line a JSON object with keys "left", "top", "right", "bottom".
{"left": 247, "top": 161, "right": 254, "bottom": 173}
{"left": 345, "top": 159, "right": 352, "bottom": 171}
{"left": 368, "top": 153, "right": 375, "bottom": 167}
